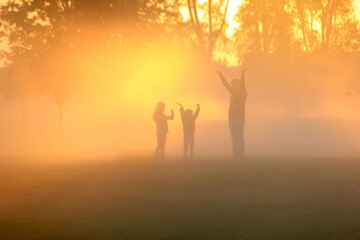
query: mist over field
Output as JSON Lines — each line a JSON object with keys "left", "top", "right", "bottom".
{"left": 0, "top": 0, "right": 359, "bottom": 160}
{"left": 2, "top": 1, "right": 360, "bottom": 239}
{"left": 1, "top": 56, "right": 360, "bottom": 160}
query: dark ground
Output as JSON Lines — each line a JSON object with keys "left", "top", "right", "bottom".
{"left": 1, "top": 157, "right": 360, "bottom": 240}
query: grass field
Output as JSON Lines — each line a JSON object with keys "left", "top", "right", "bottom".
{"left": 1, "top": 158, "right": 360, "bottom": 239}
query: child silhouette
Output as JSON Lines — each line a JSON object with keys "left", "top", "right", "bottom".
{"left": 153, "top": 102, "right": 174, "bottom": 160}
{"left": 177, "top": 103, "right": 200, "bottom": 159}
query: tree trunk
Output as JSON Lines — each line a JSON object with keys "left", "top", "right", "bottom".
{"left": 58, "top": 102, "right": 63, "bottom": 142}
{"left": 192, "top": 0, "right": 205, "bottom": 47}
{"left": 187, "top": 0, "right": 229, "bottom": 59}
{"left": 187, "top": 0, "right": 205, "bottom": 49}
{"left": 321, "top": 17, "right": 325, "bottom": 49}
{"left": 296, "top": 0, "right": 309, "bottom": 52}
{"left": 321, "top": 4, "right": 326, "bottom": 49}
{"left": 208, "top": 0, "right": 213, "bottom": 57}
{"left": 332, "top": 0, "right": 336, "bottom": 50}
{"left": 211, "top": 0, "right": 230, "bottom": 55}
{"left": 254, "top": 3, "right": 262, "bottom": 52}
{"left": 325, "top": 0, "right": 336, "bottom": 50}
{"left": 263, "top": 21, "right": 270, "bottom": 53}
{"left": 21, "top": 96, "right": 25, "bottom": 130}
{"left": 310, "top": 1, "right": 313, "bottom": 51}
{"left": 187, "top": 0, "right": 196, "bottom": 31}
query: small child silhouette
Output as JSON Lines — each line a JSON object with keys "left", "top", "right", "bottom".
{"left": 177, "top": 103, "right": 200, "bottom": 159}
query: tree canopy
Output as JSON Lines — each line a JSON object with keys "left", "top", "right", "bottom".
{"left": 0, "top": 0, "right": 359, "bottom": 105}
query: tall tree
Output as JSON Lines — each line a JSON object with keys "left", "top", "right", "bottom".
{"left": 235, "top": 0, "right": 294, "bottom": 57}
{"left": 293, "top": 0, "right": 360, "bottom": 53}
{"left": 0, "top": 0, "right": 182, "bottom": 131}
{"left": 0, "top": 56, "right": 34, "bottom": 129}
{"left": 186, "top": 0, "right": 231, "bottom": 58}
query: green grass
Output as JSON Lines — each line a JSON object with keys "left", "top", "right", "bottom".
{"left": 1, "top": 158, "right": 360, "bottom": 239}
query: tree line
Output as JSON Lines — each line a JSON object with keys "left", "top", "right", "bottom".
{"left": 0, "top": 0, "right": 359, "bottom": 127}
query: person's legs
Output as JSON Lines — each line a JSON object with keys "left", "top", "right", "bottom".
{"left": 160, "top": 134, "right": 167, "bottom": 160}
{"left": 189, "top": 135, "right": 195, "bottom": 158}
{"left": 156, "top": 133, "right": 167, "bottom": 160}
{"left": 183, "top": 135, "right": 188, "bottom": 159}
{"left": 229, "top": 118, "right": 245, "bottom": 159}
{"left": 155, "top": 133, "right": 161, "bottom": 159}
{"left": 229, "top": 118, "right": 238, "bottom": 158}
{"left": 239, "top": 118, "right": 245, "bottom": 157}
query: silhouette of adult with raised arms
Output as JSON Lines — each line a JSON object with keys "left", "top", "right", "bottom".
{"left": 217, "top": 68, "right": 249, "bottom": 159}
{"left": 177, "top": 103, "right": 200, "bottom": 159}
{"left": 153, "top": 102, "right": 174, "bottom": 160}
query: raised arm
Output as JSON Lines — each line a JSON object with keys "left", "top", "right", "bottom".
{"left": 217, "top": 72, "right": 233, "bottom": 93}
{"left": 240, "top": 68, "right": 249, "bottom": 94}
{"left": 166, "top": 109, "right": 174, "bottom": 120}
{"left": 177, "top": 103, "right": 184, "bottom": 115}
{"left": 194, "top": 104, "right": 200, "bottom": 119}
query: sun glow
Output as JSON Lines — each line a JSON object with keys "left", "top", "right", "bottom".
{"left": 1, "top": 0, "right": 360, "bottom": 160}
{"left": 122, "top": 47, "right": 190, "bottom": 108}
{"left": 356, "top": 0, "right": 360, "bottom": 20}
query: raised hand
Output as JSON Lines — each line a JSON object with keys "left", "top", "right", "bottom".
{"left": 196, "top": 104, "right": 200, "bottom": 108}
{"left": 169, "top": 108, "right": 175, "bottom": 120}
{"left": 177, "top": 103, "right": 184, "bottom": 110}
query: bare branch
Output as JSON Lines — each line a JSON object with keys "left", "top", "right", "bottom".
{"left": 208, "top": 0, "right": 213, "bottom": 47}
{"left": 191, "top": 0, "right": 204, "bottom": 46}
{"left": 214, "top": 0, "right": 230, "bottom": 43}
{"left": 186, "top": 0, "right": 196, "bottom": 28}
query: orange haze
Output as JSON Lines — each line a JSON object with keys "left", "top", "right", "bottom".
{"left": 1, "top": 25, "right": 360, "bottom": 161}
